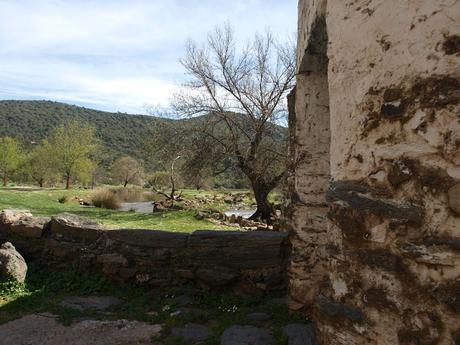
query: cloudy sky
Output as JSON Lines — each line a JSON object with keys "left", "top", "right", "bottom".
{"left": 0, "top": 0, "right": 297, "bottom": 114}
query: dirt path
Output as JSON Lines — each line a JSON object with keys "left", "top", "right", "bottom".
{"left": 0, "top": 313, "right": 162, "bottom": 345}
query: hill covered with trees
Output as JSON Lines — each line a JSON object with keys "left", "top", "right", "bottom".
{"left": 0, "top": 100, "right": 162, "bottom": 166}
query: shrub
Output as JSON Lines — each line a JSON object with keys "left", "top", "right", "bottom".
{"left": 90, "top": 188, "right": 121, "bottom": 210}
{"left": 57, "top": 195, "right": 68, "bottom": 204}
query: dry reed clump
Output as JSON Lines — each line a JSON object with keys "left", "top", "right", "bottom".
{"left": 113, "top": 187, "right": 145, "bottom": 202}
{"left": 90, "top": 188, "right": 121, "bottom": 210}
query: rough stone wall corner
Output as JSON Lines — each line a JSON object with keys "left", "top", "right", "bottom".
{"left": 290, "top": 0, "right": 460, "bottom": 344}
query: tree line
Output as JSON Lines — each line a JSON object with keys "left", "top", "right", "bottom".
{"left": 0, "top": 120, "right": 244, "bottom": 191}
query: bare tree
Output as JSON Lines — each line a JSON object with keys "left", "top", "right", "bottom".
{"left": 173, "top": 24, "right": 296, "bottom": 221}
{"left": 150, "top": 155, "right": 182, "bottom": 208}
{"left": 111, "top": 156, "right": 144, "bottom": 187}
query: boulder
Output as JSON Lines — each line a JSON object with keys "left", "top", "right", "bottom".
{"left": 0, "top": 242, "right": 27, "bottom": 282}
{"left": 0, "top": 209, "right": 33, "bottom": 224}
{"left": 0, "top": 209, "right": 33, "bottom": 234}
{"left": 283, "top": 323, "right": 318, "bottom": 345}
{"left": 50, "top": 213, "right": 104, "bottom": 243}
{"left": 221, "top": 325, "right": 274, "bottom": 345}
{"left": 8, "top": 216, "right": 49, "bottom": 238}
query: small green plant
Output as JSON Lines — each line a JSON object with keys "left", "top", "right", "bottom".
{"left": 57, "top": 195, "right": 68, "bottom": 203}
{"left": 0, "top": 279, "right": 28, "bottom": 297}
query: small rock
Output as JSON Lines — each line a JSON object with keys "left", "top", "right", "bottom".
{"left": 246, "top": 312, "right": 272, "bottom": 323}
{"left": 175, "top": 294, "right": 193, "bottom": 306}
{"left": 221, "top": 325, "right": 274, "bottom": 345}
{"left": 388, "top": 160, "right": 411, "bottom": 187}
{"left": 283, "top": 323, "right": 318, "bottom": 345}
{"left": 172, "top": 307, "right": 209, "bottom": 319}
{"left": 171, "top": 323, "right": 212, "bottom": 342}
{"left": 60, "top": 296, "right": 123, "bottom": 311}
{"left": 0, "top": 242, "right": 27, "bottom": 282}
{"left": 448, "top": 183, "right": 460, "bottom": 216}
{"left": 195, "top": 212, "right": 205, "bottom": 220}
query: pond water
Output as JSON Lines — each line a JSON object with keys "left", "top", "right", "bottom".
{"left": 120, "top": 201, "right": 255, "bottom": 219}
{"left": 223, "top": 209, "right": 255, "bottom": 219}
{"left": 120, "top": 202, "right": 154, "bottom": 213}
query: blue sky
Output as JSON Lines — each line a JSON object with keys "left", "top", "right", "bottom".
{"left": 0, "top": 0, "right": 297, "bottom": 115}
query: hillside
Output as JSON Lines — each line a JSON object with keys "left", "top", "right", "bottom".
{"left": 0, "top": 100, "right": 162, "bottom": 166}
{"left": 0, "top": 100, "right": 287, "bottom": 183}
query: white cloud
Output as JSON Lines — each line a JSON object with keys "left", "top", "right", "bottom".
{"left": 0, "top": 0, "right": 296, "bottom": 114}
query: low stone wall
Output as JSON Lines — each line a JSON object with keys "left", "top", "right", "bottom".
{"left": 0, "top": 210, "right": 290, "bottom": 293}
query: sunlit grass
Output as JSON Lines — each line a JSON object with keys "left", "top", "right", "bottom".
{"left": 0, "top": 188, "right": 237, "bottom": 232}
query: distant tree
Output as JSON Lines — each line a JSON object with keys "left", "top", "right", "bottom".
{"left": 150, "top": 155, "right": 183, "bottom": 207}
{"left": 146, "top": 116, "right": 234, "bottom": 191}
{"left": 111, "top": 156, "right": 144, "bottom": 187}
{"left": 146, "top": 171, "right": 172, "bottom": 190}
{"left": 26, "top": 140, "right": 58, "bottom": 187}
{"left": 0, "top": 137, "right": 25, "bottom": 186}
{"left": 73, "top": 159, "right": 96, "bottom": 187}
{"left": 90, "top": 166, "right": 106, "bottom": 189}
{"left": 173, "top": 24, "right": 295, "bottom": 221}
{"left": 48, "top": 121, "right": 97, "bottom": 189}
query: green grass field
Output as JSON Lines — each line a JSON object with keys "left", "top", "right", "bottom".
{"left": 0, "top": 188, "right": 238, "bottom": 232}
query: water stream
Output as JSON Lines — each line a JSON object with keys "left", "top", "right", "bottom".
{"left": 120, "top": 201, "right": 255, "bottom": 219}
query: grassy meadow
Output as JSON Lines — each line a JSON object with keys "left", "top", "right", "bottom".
{"left": 0, "top": 187, "right": 245, "bottom": 232}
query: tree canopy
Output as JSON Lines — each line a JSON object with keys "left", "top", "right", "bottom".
{"left": 173, "top": 24, "right": 296, "bottom": 220}
{"left": 48, "top": 120, "right": 97, "bottom": 189}
{"left": 0, "top": 136, "right": 25, "bottom": 186}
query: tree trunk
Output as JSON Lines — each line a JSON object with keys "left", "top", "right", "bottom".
{"left": 249, "top": 183, "right": 273, "bottom": 222}
{"left": 123, "top": 180, "right": 128, "bottom": 188}
{"left": 2, "top": 175, "right": 7, "bottom": 187}
{"left": 65, "top": 173, "right": 71, "bottom": 189}
{"left": 39, "top": 178, "right": 44, "bottom": 188}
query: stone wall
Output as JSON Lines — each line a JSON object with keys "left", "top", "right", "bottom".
{"left": 290, "top": 0, "right": 460, "bottom": 344}
{"left": 0, "top": 210, "right": 290, "bottom": 293}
